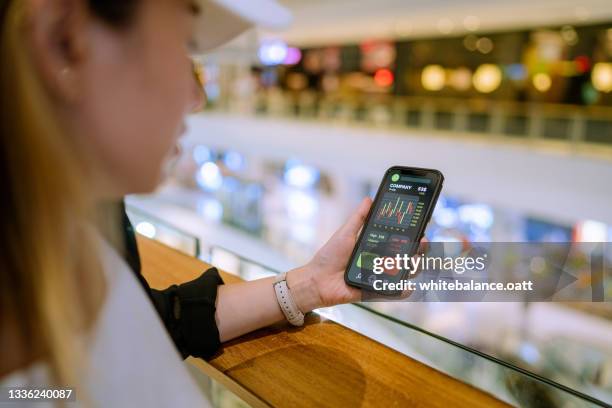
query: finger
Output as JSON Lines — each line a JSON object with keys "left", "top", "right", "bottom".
{"left": 417, "top": 237, "right": 429, "bottom": 255}
{"left": 340, "top": 197, "right": 372, "bottom": 238}
{"left": 409, "top": 237, "right": 429, "bottom": 278}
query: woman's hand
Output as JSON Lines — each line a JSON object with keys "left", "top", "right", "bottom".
{"left": 217, "top": 197, "right": 425, "bottom": 341}
{"left": 286, "top": 197, "right": 372, "bottom": 311}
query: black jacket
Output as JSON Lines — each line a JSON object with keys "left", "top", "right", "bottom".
{"left": 119, "top": 203, "right": 224, "bottom": 360}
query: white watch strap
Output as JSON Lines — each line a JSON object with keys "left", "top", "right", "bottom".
{"left": 273, "top": 273, "right": 305, "bottom": 326}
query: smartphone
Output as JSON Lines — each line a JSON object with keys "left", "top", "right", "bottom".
{"left": 344, "top": 166, "right": 444, "bottom": 295}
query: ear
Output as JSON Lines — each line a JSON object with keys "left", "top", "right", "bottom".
{"left": 27, "top": 0, "right": 89, "bottom": 102}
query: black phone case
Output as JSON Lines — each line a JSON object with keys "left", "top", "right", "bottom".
{"left": 344, "top": 165, "right": 444, "bottom": 296}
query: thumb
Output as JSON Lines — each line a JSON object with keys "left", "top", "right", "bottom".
{"left": 341, "top": 197, "right": 372, "bottom": 238}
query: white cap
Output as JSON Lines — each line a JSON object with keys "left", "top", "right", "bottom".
{"left": 194, "top": 0, "right": 292, "bottom": 52}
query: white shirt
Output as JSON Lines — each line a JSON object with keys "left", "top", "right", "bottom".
{"left": 0, "top": 235, "right": 211, "bottom": 407}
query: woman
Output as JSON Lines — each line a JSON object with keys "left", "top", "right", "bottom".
{"left": 0, "top": 0, "right": 374, "bottom": 405}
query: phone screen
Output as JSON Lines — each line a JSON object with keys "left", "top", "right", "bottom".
{"left": 345, "top": 166, "right": 444, "bottom": 294}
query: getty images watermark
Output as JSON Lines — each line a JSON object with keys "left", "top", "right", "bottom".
{"left": 358, "top": 242, "right": 610, "bottom": 302}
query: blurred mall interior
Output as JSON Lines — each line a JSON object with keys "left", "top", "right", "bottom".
{"left": 126, "top": 1, "right": 612, "bottom": 406}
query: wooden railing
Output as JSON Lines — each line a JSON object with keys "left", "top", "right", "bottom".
{"left": 137, "top": 236, "right": 510, "bottom": 407}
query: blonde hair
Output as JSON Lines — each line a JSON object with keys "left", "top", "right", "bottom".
{"left": 0, "top": 0, "right": 106, "bottom": 390}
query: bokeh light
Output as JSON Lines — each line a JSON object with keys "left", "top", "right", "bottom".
{"left": 258, "top": 40, "right": 288, "bottom": 66}
{"left": 196, "top": 162, "right": 223, "bottom": 191}
{"left": 532, "top": 73, "right": 552, "bottom": 92}
{"left": 193, "top": 145, "right": 212, "bottom": 164}
{"left": 463, "top": 15, "right": 480, "bottom": 32}
{"left": 374, "top": 68, "right": 394, "bottom": 87}
{"left": 421, "top": 65, "right": 446, "bottom": 91}
{"left": 284, "top": 162, "right": 319, "bottom": 189}
{"left": 472, "top": 64, "right": 502, "bottom": 93}
{"left": 283, "top": 47, "right": 302, "bottom": 65}
{"left": 592, "top": 63, "right": 612, "bottom": 93}
{"left": 476, "top": 37, "right": 494, "bottom": 54}
{"left": 449, "top": 67, "right": 472, "bottom": 91}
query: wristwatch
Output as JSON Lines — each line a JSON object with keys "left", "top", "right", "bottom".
{"left": 273, "top": 272, "right": 305, "bottom": 326}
